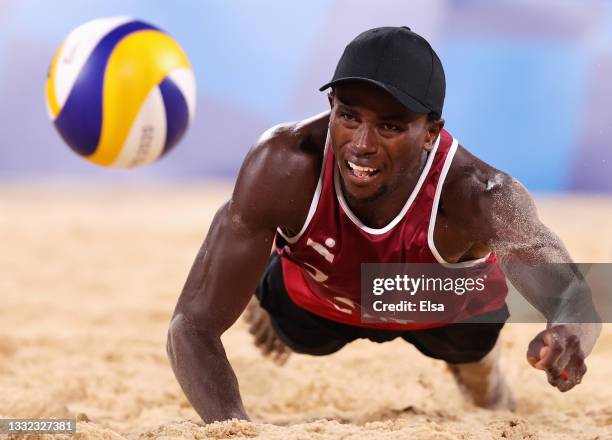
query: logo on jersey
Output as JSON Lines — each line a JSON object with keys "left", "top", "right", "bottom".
{"left": 306, "top": 238, "right": 335, "bottom": 263}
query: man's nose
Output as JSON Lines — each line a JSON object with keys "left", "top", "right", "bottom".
{"left": 352, "top": 125, "right": 378, "bottom": 155}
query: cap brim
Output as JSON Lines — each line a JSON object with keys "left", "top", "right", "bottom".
{"left": 319, "top": 77, "right": 431, "bottom": 114}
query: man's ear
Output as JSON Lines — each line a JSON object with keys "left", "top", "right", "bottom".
{"left": 327, "top": 91, "right": 335, "bottom": 110}
{"left": 424, "top": 118, "right": 445, "bottom": 151}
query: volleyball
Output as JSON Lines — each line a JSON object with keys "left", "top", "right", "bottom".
{"left": 45, "top": 17, "right": 196, "bottom": 168}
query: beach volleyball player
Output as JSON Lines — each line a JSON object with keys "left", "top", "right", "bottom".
{"left": 167, "top": 27, "right": 601, "bottom": 422}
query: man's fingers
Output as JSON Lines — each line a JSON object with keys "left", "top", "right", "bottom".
{"left": 546, "top": 349, "right": 587, "bottom": 392}
{"left": 527, "top": 330, "right": 558, "bottom": 368}
{"left": 553, "top": 366, "right": 580, "bottom": 392}
{"left": 577, "top": 359, "right": 587, "bottom": 379}
{"left": 537, "top": 338, "right": 564, "bottom": 370}
{"left": 546, "top": 366, "right": 562, "bottom": 385}
{"left": 528, "top": 326, "right": 590, "bottom": 392}
{"left": 527, "top": 336, "right": 546, "bottom": 367}
{"left": 546, "top": 367, "right": 573, "bottom": 391}
{"left": 529, "top": 340, "right": 564, "bottom": 370}
{"left": 558, "top": 353, "right": 587, "bottom": 390}
{"left": 533, "top": 346, "right": 551, "bottom": 369}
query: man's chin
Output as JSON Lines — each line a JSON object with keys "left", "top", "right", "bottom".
{"left": 344, "top": 184, "right": 387, "bottom": 204}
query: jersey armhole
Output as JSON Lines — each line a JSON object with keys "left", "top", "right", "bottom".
{"left": 427, "top": 138, "right": 492, "bottom": 268}
{"left": 276, "top": 130, "right": 330, "bottom": 244}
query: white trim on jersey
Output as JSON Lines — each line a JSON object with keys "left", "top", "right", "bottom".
{"left": 427, "top": 138, "right": 492, "bottom": 268}
{"left": 276, "top": 130, "right": 331, "bottom": 244}
{"left": 334, "top": 133, "right": 441, "bottom": 235}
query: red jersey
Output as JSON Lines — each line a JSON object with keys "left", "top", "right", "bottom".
{"left": 275, "top": 128, "right": 508, "bottom": 330}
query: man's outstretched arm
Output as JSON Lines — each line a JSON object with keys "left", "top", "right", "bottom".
{"left": 166, "top": 122, "right": 322, "bottom": 423}
{"left": 166, "top": 198, "right": 275, "bottom": 422}
{"left": 473, "top": 173, "right": 602, "bottom": 391}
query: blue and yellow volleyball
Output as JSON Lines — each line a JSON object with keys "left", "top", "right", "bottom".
{"left": 45, "top": 17, "right": 196, "bottom": 168}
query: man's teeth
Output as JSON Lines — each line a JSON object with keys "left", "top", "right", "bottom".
{"left": 347, "top": 161, "right": 376, "bottom": 173}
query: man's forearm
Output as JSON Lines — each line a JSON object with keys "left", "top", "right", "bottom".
{"left": 167, "top": 313, "right": 248, "bottom": 423}
{"left": 501, "top": 263, "right": 600, "bottom": 324}
{"left": 502, "top": 263, "right": 602, "bottom": 357}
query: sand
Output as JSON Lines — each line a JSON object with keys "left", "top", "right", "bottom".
{"left": 1, "top": 184, "right": 611, "bottom": 440}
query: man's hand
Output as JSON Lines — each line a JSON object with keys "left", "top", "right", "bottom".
{"left": 526, "top": 323, "right": 600, "bottom": 392}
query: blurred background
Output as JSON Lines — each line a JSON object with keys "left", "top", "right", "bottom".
{"left": 1, "top": 0, "right": 611, "bottom": 192}
{"left": 2, "top": 3, "right": 612, "bottom": 437}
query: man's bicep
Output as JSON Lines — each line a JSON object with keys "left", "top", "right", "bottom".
{"left": 174, "top": 200, "right": 276, "bottom": 336}
{"left": 481, "top": 175, "right": 571, "bottom": 264}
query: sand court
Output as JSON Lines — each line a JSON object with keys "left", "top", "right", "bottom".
{"left": 1, "top": 185, "right": 611, "bottom": 439}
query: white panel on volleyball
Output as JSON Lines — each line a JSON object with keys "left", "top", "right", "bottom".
{"left": 167, "top": 68, "right": 197, "bottom": 121}
{"left": 53, "top": 16, "right": 132, "bottom": 111}
{"left": 111, "top": 86, "right": 167, "bottom": 168}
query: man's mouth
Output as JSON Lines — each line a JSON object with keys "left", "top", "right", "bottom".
{"left": 346, "top": 160, "right": 380, "bottom": 179}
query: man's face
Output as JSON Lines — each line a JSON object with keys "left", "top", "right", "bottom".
{"left": 328, "top": 81, "right": 441, "bottom": 204}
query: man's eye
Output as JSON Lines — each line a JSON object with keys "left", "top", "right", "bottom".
{"left": 341, "top": 113, "right": 356, "bottom": 121}
{"left": 382, "top": 123, "right": 401, "bottom": 132}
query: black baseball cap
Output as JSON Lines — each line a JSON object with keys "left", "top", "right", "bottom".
{"left": 319, "top": 26, "right": 446, "bottom": 119}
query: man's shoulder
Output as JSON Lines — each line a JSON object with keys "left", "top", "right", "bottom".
{"left": 252, "top": 112, "right": 329, "bottom": 166}
{"left": 231, "top": 112, "right": 330, "bottom": 233}
{"left": 445, "top": 145, "right": 512, "bottom": 195}
{"left": 440, "top": 144, "right": 527, "bottom": 232}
